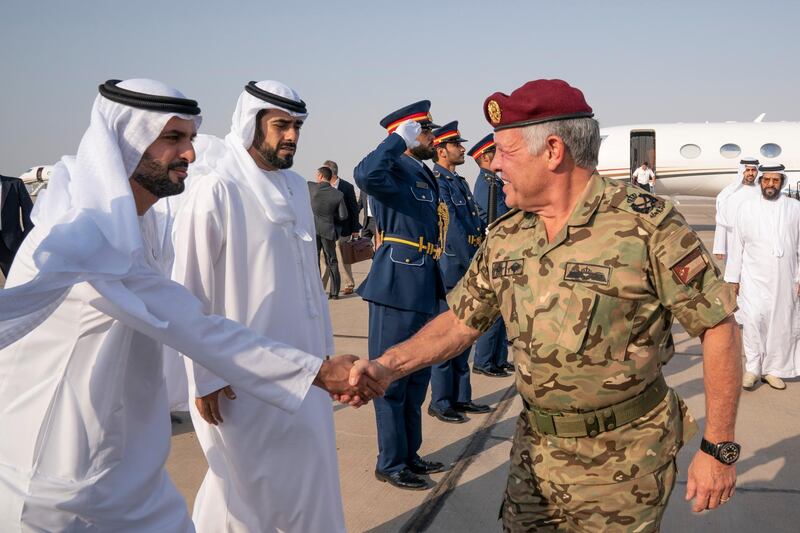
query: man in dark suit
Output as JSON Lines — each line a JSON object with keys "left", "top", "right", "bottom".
{"left": 358, "top": 189, "right": 377, "bottom": 242}
{"left": 0, "top": 174, "right": 34, "bottom": 277}
{"left": 321, "top": 160, "right": 361, "bottom": 295}
{"left": 308, "top": 166, "right": 348, "bottom": 299}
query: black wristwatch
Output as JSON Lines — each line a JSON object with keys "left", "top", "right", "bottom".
{"left": 700, "top": 437, "right": 741, "bottom": 465}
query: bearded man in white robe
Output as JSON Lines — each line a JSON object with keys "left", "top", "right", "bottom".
{"left": 171, "top": 80, "right": 347, "bottom": 533}
{"left": 713, "top": 157, "right": 759, "bottom": 260}
{"left": 0, "top": 79, "right": 373, "bottom": 532}
{"left": 725, "top": 163, "right": 800, "bottom": 390}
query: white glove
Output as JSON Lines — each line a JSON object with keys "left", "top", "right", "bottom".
{"left": 394, "top": 120, "right": 421, "bottom": 149}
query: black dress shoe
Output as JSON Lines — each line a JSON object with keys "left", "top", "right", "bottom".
{"left": 454, "top": 401, "right": 492, "bottom": 414}
{"left": 375, "top": 468, "right": 428, "bottom": 490}
{"left": 407, "top": 457, "right": 446, "bottom": 475}
{"left": 472, "top": 365, "right": 509, "bottom": 378}
{"left": 501, "top": 362, "right": 515, "bottom": 372}
{"left": 427, "top": 405, "right": 467, "bottom": 423}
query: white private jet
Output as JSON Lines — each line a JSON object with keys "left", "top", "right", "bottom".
{"left": 18, "top": 165, "right": 53, "bottom": 198}
{"left": 597, "top": 116, "right": 800, "bottom": 197}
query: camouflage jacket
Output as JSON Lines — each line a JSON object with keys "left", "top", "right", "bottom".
{"left": 448, "top": 174, "right": 736, "bottom": 483}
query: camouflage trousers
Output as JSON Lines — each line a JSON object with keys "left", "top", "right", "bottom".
{"left": 502, "top": 428, "right": 677, "bottom": 532}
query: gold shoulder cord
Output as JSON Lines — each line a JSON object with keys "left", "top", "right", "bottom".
{"left": 436, "top": 201, "right": 449, "bottom": 260}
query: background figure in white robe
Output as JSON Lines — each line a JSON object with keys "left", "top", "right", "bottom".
{"left": 0, "top": 79, "right": 368, "bottom": 532}
{"left": 713, "top": 156, "right": 759, "bottom": 259}
{"left": 172, "top": 80, "right": 346, "bottom": 533}
{"left": 725, "top": 163, "right": 800, "bottom": 391}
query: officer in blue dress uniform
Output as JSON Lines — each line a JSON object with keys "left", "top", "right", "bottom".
{"left": 428, "top": 121, "right": 491, "bottom": 423}
{"left": 469, "top": 133, "right": 515, "bottom": 376}
{"left": 354, "top": 101, "right": 448, "bottom": 490}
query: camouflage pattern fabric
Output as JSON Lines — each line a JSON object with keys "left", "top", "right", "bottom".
{"left": 503, "top": 410, "right": 677, "bottom": 532}
{"left": 448, "top": 175, "right": 736, "bottom": 486}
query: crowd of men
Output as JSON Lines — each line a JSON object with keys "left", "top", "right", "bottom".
{"left": 0, "top": 77, "right": 749, "bottom": 531}
{"left": 713, "top": 158, "right": 800, "bottom": 391}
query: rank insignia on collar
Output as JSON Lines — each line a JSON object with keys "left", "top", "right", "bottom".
{"left": 563, "top": 262, "right": 611, "bottom": 286}
{"left": 626, "top": 193, "right": 665, "bottom": 217}
{"left": 671, "top": 247, "right": 707, "bottom": 284}
{"left": 492, "top": 259, "right": 524, "bottom": 278}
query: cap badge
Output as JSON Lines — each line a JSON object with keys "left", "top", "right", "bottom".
{"left": 487, "top": 100, "right": 502, "bottom": 124}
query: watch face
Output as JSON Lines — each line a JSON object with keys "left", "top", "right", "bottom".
{"left": 719, "top": 442, "right": 741, "bottom": 464}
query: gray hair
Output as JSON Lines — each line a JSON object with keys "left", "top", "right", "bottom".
{"left": 322, "top": 160, "right": 338, "bottom": 175}
{"left": 520, "top": 117, "right": 600, "bottom": 169}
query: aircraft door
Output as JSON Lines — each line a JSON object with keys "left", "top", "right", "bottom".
{"left": 630, "top": 130, "right": 656, "bottom": 186}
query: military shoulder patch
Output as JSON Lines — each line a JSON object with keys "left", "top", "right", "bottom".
{"left": 487, "top": 208, "right": 522, "bottom": 231}
{"left": 671, "top": 247, "right": 707, "bottom": 284}
{"left": 563, "top": 262, "right": 611, "bottom": 286}
{"left": 610, "top": 188, "right": 673, "bottom": 227}
{"left": 492, "top": 258, "right": 525, "bottom": 278}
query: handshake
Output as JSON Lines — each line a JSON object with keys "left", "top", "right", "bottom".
{"left": 315, "top": 354, "right": 395, "bottom": 407}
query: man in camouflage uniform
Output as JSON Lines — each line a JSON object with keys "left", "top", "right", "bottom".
{"left": 349, "top": 80, "right": 743, "bottom": 531}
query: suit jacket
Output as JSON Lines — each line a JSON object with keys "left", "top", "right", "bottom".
{"left": 354, "top": 133, "right": 445, "bottom": 315}
{"left": 0, "top": 175, "right": 34, "bottom": 256}
{"left": 332, "top": 178, "right": 361, "bottom": 237}
{"left": 308, "top": 181, "right": 347, "bottom": 241}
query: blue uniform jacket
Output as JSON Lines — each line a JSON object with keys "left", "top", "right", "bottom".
{"left": 354, "top": 134, "right": 445, "bottom": 314}
{"left": 473, "top": 168, "right": 510, "bottom": 225}
{"left": 433, "top": 163, "right": 485, "bottom": 290}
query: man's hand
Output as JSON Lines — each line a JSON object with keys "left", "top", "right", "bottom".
{"left": 732, "top": 282, "right": 739, "bottom": 296}
{"left": 314, "top": 354, "right": 386, "bottom": 407}
{"left": 394, "top": 120, "right": 421, "bottom": 149}
{"left": 195, "top": 385, "right": 236, "bottom": 425}
{"left": 332, "top": 359, "right": 395, "bottom": 406}
{"left": 351, "top": 232, "right": 360, "bottom": 239}
{"left": 685, "top": 450, "right": 736, "bottom": 512}
{"left": 714, "top": 254, "right": 725, "bottom": 261}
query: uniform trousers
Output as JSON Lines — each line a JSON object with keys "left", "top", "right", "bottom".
{"left": 368, "top": 302, "right": 434, "bottom": 474}
{"left": 502, "top": 412, "right": 677, "bottom": 533}
{"left": 430, "top": 299, "right": 472, "bottom": 411}
{"left": 474, "top": 317, "right": 509, "bottom": 370}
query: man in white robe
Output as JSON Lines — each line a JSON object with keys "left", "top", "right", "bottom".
{"left": 713, "top": 157, "right": 759, "bottom": 259}
{"left": 172, "top": 80, "right": 346, "bottom": 533}
{"left": 0, "top": 79, "right": 374, "bottom": 532}
{"left": 725, "top": 163, "right": 800, "bottom": 390}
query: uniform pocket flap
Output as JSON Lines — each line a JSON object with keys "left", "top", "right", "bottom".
{"left": 556, "top": 283, "right": 597, "bottom": 353}
{"left": 410, "top": 185, "right": 434, "bottom": 202}
{"left": 388, "top": 246, "right": 426, "bottom": 266}
{"left": 654, "top": 225, "right": 700, "bottom": 268}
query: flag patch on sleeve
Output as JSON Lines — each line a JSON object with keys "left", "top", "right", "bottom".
{"left": 672, "top": 247, "right": 707, "bottom": 284}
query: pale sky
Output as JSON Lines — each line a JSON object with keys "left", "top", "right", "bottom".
{"left": 1, "top": 0, "right": 797, "bottom": 185}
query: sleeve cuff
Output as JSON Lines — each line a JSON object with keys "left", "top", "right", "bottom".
{"left": 673, "top": 280, "right": 738, "bottom": 337}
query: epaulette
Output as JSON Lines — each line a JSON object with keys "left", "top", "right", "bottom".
{"left": 608, "top": 184, "right": 673, "bottom": 227}
{"left": 488, "top": 208, "right": 522, "bottom": 231}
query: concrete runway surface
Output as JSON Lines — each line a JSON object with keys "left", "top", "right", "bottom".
{"left": 166, "top": 197, "right": 800, "bottom": 532}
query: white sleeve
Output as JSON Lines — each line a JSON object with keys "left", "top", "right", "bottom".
{"left": 712, "top": 224, "right": 727, "bottom": 255}
{"left": 723, "top": 213, "right": 744, "bottom": 283}
{"left": 90, "top": 272, "right": 322, "bottom": 414}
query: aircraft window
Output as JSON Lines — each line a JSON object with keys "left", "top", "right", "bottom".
{"left": 760, "top": 143, "right": 782, "bottom": 158}
{"left": 680, "top": 144, "right": 701, "bottom": 159}
{"left": 719, "top": 143, "right": 741, "bottom": 158}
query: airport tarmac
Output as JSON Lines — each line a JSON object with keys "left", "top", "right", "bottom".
{"left": 166, "top": 197, "right": 800, "bottom": 533}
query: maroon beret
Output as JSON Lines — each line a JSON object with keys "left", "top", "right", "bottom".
{"left": 483, "top": 79, "right": 593, "bottom": 131}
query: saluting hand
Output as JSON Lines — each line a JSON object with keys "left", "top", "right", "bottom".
{"left": 394, "top": 120, "right": 421, "bottom": 149}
